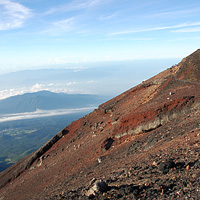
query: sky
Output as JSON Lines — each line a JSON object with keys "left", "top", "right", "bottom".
{"left": 0, "top": 0, "right": 200, "bottom": 74}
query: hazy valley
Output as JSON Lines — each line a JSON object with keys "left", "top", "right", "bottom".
{"left": 0, "top": 91, "right": 108, "bottom": 172}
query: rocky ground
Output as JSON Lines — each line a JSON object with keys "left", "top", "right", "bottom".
{"left": 49, "top": 110, "right": 200, "bottom": 200}
{"left": 0, "top": 49, "right": 200, "bottom": 200}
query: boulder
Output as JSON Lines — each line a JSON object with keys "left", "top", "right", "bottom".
{"left": 86, "top": 179, "right": 109, "bottom": 197}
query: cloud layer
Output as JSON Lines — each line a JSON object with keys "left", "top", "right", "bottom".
{"left": 0, "top": 107, "right": 96, "bottom": 122}
{"left": 0, "top": 80, "right": 95, "bottom": 99}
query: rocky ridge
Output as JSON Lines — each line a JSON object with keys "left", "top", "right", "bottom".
{"left": 0, "top": 49, "right": 200, "bottom": 199}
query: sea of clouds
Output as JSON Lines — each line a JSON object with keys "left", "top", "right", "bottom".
{"left": 0, "top": 107, "right": 95, "bottom": 123}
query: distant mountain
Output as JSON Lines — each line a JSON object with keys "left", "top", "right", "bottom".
{"left": 0, "top": 91, "right": 108, "bottom": 114}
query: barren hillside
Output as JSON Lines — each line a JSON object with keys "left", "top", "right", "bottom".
{"left": 1, "top": 49, "right": 200, "bottom": 200}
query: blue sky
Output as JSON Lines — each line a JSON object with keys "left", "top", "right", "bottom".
{"left": 0, "top": 0, "right": 200, "bottom": 74}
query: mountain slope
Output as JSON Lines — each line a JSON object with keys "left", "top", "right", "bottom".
{"left": 0, "top": 50, "right": 200, "bottom": 200}
{"left": 0, "top": 91, "right": 107, "bottom": 114}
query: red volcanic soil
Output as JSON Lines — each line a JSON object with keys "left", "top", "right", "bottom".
{"left": 1, "top": 49, "right": 200, "bottom": 200}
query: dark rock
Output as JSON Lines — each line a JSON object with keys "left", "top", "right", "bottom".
{"left": 158, "top": 159, "right": 175, "bottom": 174}
{"left": 175, "top": 161, "right": 185, "bottom": 169}
{"left": 95, "top": 180, "right": 109, "bottom": 192}
{"left": 102, "top": 138, "right": 114, "bottom": 152}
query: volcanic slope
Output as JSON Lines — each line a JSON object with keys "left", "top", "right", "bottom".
{"left": 1, "top": 49, "right": 200, "bottom": 200}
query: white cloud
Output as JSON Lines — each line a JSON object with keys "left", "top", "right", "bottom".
{"left": 47, "top": 83, "right": 54, "bottom": 86}
{"left": 98, "top": 13, "right": 116, "bottom": 21}
{"left": 109, "top": 22, "right": 200, "bottom": 35}
{"left": 41, "top": 0, "right": 114, "bottom": 35}
{"left": 0, "top": 107, "right": 96, "bottom": 122}
{"left": 0, "top": 88, "right": 25, "bottom": 100}
{"left": 171, "top": 27, "right": 200, "bottom": 33}
{"left": 53, "top": 17, "right": 74, "bottom": 30}
{"left": 30, "top": 83, "right": 46, "bottom": 92}
{"left": 40, "top": 17, "right": 75, "bottom": 35}
{"left": 0, "top": 0, "right": 32, "bottom": 30}
{"left": 66, "top": 81, "right": 77, "bottom": 86}
{"left": 44, "top": 0, "right": 104, "bottom": 15}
